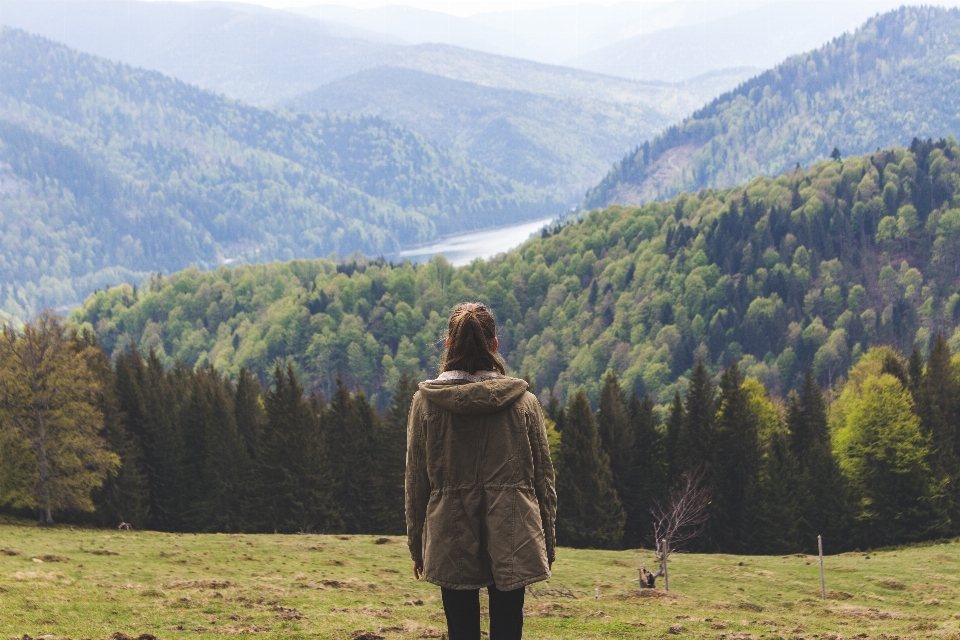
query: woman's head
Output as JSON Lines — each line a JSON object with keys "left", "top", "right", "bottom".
{"left": 440, "top": 302, "right": 506, "bottom": 375}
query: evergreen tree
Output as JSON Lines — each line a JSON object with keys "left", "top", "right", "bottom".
{"left": 182, "top": 367, "right": 251, "bottom": 532}
{"left": 665, "top": 390, "right": 684, "bottom": 488}
{"left": 377, "top": 372, "right": 418, "bottom": 534}
{"left": 710, "top": 362, "right": 760, "bottom": 552}
{"left": 788, "top": 370, "right": 849, "bottom": 551}
{"left": 114, "top": 348, "right": 186, "bottom": 531}
{"left": 83, "top": 333, "right": 149, "bottom": 529}
{"left": 625, "top": 393, "right": 665, "bottom": 548}
{"left": 235, "top": 367, "right": 265, "bottom": 461}
{"left": 678, "top": 361, "right": 715, "bottom": 477}
{"left": 255, "top": 364, "right": 340, "bottom": 533}
{"left": 916, "top": 334, "right": 960, "bottom": 531}
{"left": 748, "top": 429, "right": 801, "bottom": 554}
{"left": 325, "top": 375, "right": 380, "bottom": 533}
{"left": 555, "top": 390, "right": 625, "bottom": 548}
{"left": 596, "top": 371, "right": 634, "bottom": 535}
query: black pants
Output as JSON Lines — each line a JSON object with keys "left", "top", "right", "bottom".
{"left": 441, "top": 584, "right": 525, "bottom": 640}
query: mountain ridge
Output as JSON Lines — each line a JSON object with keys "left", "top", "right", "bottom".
{"left": 0, "top": 27, "right": 558, "bottom": 319}
{"left": 585, "top": 6, "right": 960, "bottom": 210}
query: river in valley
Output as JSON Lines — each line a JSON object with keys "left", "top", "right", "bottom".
{"left": 398, "top": 216, "right": 556, "bottom": 266}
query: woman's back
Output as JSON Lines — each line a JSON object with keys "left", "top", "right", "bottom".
{"left": 406, "top": 375, "right": 556, "bottom": 591}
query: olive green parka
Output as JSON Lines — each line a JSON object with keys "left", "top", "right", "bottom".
{"left": 405, "top": 375, "right": 557, "bottom": 591}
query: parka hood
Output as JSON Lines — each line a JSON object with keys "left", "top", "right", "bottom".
{"left": 418, "top": 376, "right": 529, "bottom": 415}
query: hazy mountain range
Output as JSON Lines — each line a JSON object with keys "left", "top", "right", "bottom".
{"left": 587, "top": 6, "right": 960, "bottom": 208}
{"left": 2, "top": 0, "right": 927, "bottom": 205}
{"left": 0, "top": 27, "right": 558, "bottom": 319}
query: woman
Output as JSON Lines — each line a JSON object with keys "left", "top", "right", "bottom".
{"left": 405, "top": 302, "right": 557, "bottom": 640}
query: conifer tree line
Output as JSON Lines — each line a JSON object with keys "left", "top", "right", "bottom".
{"left": 552, "top": 335, "right": 960, "bottom": 553}
{"left": 3, "top": 312, "right": 960, "bottom": 555}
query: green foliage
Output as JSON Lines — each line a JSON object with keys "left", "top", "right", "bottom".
{"left": 586, "top": 7, "right": 960, "bottom": 208}
{"left": 0, "top": 313, "right": 119, "bottom": 523}
{"left": 833, "top": 372, "right": 947, "bottom": 547}
{"left": 74, "top": 140, "right": 960, "bottom": 410}
{"left": 555, "top": 390, "right": 625, "bottom": 549}
{"left": 0, "top": 28, "right": 559, "bottom": 319}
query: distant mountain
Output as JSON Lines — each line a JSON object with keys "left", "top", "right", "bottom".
{"left": 0, "top": 28, "right": 558, "bottom": 319}
{"left": 568, "top": 0, "right": 903, "bottom": 82}
{"left": 586, "top": 6, "right": 960, "bottom": 209}
{"left": 0, "top": 0, "right": 402, "bottom": 106}
{"left": 287, "top": 63, "right": 741, "bottom": 202}
{"left": 292, "top": 4, "right": 555, "bottom": 63}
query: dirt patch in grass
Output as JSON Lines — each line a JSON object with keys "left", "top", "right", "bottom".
{"left": 834, "top": 605, "right": 910, "bottom": 620}
{"left": 373, "top": 537, "right": 394, "bottom": 545}
{"left": 163, "top": 579, "right": 231, "bottom": 589}
{"left": 877, "top": 578, "right": 907, "bottom": 590}
{"left": 86, "top": 549, "right": 120, "bottom": 556}
{"left": 0, "top": 548, "right": 21, "bottom": 556}
{"left": 36, "top": 554, "right": 69, "bottom": 562}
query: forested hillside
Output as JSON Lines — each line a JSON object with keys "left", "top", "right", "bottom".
{"left": 586, "top": 6, "right": 960, "bottom": 208}
{"left": 75, "top": 140, "right": 960, "bottom": 411}
{"left": 0, "top": 28, "right": 558, "bottom": 320}
{"left": 288, "top": 47, "right": 747, "bottom": 202}
{"left": 289, "top": 66, "right": 672, "bottom": 201}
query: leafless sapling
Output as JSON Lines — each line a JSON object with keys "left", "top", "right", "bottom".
{"left": 650, "top": 467, "right": 711, "bottom": 591}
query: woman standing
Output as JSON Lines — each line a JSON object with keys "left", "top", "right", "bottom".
{"left": 405, "top": 302, "right": 557, "bottom": 640}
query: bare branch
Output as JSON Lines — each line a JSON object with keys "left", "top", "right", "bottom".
{"left": 651, "top": 466, "right": 711, "bottom": 554}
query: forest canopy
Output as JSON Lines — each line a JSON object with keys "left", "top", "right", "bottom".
{"left": 75, "top": 139, "right": 960, "bottom": 410}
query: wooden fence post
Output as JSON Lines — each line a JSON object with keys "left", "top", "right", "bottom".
{"left": 818, "top": 534, "right": 826, "bottom": 601}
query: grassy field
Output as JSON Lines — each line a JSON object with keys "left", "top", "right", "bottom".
{"left": 1, "top": 520, "right": 959, "bottom": 639}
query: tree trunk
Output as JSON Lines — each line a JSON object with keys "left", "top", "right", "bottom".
{"left": 663, "top": 538, "right": 670, "bottom": 591}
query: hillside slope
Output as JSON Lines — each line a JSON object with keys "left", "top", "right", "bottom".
{"left": 74, "top": 140, "right": 960, "bottom": 407}
{"left": 289, "top": 48, "right": 755, "bottom": 202}
{"left": 289, "top": 66, "right": 671, "bottom": 201}
{"left": 0, "top": 28, "right": 558, "bottom": 319}
{"left": 569, "top": 0, "right": 901, "bottom": 81}
{"left": 586, "top": 6, "right": 960, "bottom": 208}
{"left": 0, "top": 0, "right": 401, "bottom": 106}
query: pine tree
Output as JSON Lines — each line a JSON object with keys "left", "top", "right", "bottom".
{"left": 113, "top": 348, "right": 187, "bottom": 531}
{"left": 625, "top": 393, "right": 665, "bottom": 548}
{"left": 596, "top": 371, "right": 634, "bottom": 534}
{"left": 377, "top": 372, "right": 418, "bottom": 534}
{"left": 182, "top": 367, "right": 251, "bottom": 532}
{"left": 83, "top": 333, "right": 149, "bottom": 528}
{"left": 235, "top": 367, "right": 265, "bottom": 461}
{"left": 747, "top": 429, "right": 801, "bottom": 554}
{"left": 325, "top": 375, "right": 380, "bottom": 533}
{"left": 788, "top": 370, "right": 849, "bottom": 551}
{"left": 255, "top": 364, "right": 340, "bottom": 533}
{"left": 555, "top": 390, "right": 625, "bottom": 549}
{"left": 664, "top": 390, "right": 684, "bottom": 488}
{"left": 679, "top": 361, "right": 715, "bottom": 477}
{"left": 710, "top": 362, "right": 760, "bottom": 552}
{"left": 916, "top": 334, "right": 960, "bottom": 531}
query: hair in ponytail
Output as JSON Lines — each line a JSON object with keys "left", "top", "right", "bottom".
{"left": 440, "top": 302, "right": 506, "bottom": 375}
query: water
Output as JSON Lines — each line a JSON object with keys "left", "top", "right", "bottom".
{"left": 398, "top": 217, "right": 556, "bottom": 267}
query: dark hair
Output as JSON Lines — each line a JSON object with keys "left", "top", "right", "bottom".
{"left": 440, "top": 302, "right": 506, "bottom": 375}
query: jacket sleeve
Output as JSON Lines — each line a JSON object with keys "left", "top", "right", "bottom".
{"left": 405, "top": 392, "right": 430, "bottom": 564}
{"left": 528, "top": 396, "right": 558, "bottom": 564}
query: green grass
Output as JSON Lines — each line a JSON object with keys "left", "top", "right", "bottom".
{"left": 1, "top": 520, "right": 959, "bottom": 639}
